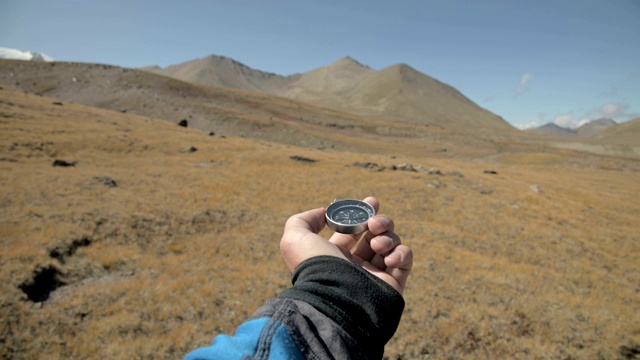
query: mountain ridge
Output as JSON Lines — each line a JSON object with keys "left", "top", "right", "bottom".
{"left": 528, "top": 118, "right": 617, "bottom": 138}
{"left": 145, "top": 54, "right": 513, "bottom": 130}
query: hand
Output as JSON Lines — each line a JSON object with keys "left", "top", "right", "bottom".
{"left": 280, "top": 197, "right": 413, "bottom": 295}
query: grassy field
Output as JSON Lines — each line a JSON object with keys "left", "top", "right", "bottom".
{"left": 1, "top": 86, "right": 639, "bottom": 359}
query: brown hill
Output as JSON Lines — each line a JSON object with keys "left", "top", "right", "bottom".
{"left": 146, "top": 55, "right": 513, "bottom": 131}
{"left": 0, "top": 59, "right": 402, "bottom": 151}
{"left": 576, "top": 118, "right": 616, "bottom": 138}
{"left": 594, "top": 117, "right": 640, "bottom": 146}
{"left": 145, "top": 55, "right": 294, "bottom": 94}
{"left": 329, "top": 63, "right": 510, "bottom": 129}
{"left": 282, "top": 57, "right": 373, "bottom": 102}
{"left": 529, "top": 119, "right": 617, "bottom": 139}
{"left": 527, "top": 123, "right": 576, "bottom": 137}
{"left": 1, "top": 85, "right": 639, "bottom": 359}
{"left": 0, "top": 59, "right": 527, "bottom": 159}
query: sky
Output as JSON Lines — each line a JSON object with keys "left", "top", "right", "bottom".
{"left": 1, "top": 0, "right": 639, "bottom": 129}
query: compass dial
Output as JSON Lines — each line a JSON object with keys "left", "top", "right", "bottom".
{"left": 326, "top": 199, "right": 376, "bottom": 234}
{"left": 331, "top": 206, "right": 370, "bottom": 225}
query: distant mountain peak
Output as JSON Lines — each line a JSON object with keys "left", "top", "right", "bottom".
{"left": 328, "top": 56, "right": 371, "bottom": 70}
{"left": 0, "top": 47, "right": 54, "bottom": 62}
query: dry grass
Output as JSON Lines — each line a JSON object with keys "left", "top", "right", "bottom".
{"left": 1, "top": 87, "right": 639, "bottom": 359}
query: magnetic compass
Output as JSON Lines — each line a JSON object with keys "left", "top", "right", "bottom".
{"left": 325, "top": 199, "right": 376, "bottom": 234}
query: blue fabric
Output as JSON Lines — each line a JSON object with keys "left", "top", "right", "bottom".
{"left": 184, "top": 317, "right": 305, "bottom": 360}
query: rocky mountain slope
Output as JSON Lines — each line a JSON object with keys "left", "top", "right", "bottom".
{"left": 145, "top": 55, "right": 512, "bottom": 130}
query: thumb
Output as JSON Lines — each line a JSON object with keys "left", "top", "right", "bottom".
{"left": 280, "top": 207, "right": 348, "bottom": 272}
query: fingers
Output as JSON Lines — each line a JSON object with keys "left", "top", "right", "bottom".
{"left": 329, "top": 196, "right": 380, "bottom": 251}
{"left": 280, "top": 207, "right": 347, "bottom": 272}
{"left": 351, "top": 214, "right": 413, "bottom": 295}
{"left": 384, "top": 245, "right": 413, "bottom": 293}
{"left": 351, "top": 214, "right": 395, "bottom": 261}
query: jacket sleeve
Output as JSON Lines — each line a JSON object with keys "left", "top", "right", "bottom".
{"left": 184, "top": 256, "right": 405, "bottom": 360}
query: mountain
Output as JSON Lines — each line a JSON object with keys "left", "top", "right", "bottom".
{"left": 283, "top": 56, "right": 373, "bottom": 101}
{"left": 144, "top": 55, "right": 293, "bottom": 94}
{"left": 527, "top": 123, "right": 576, "bottom": 137}
{"left": 0, "top": 47, "right": 54, "bottom": 62}
{"left": 0, "top": 59, "right": 374, "bottom": 150}
{"left": 146, "top": 55, "right": 513, "bottom": 131}
{"left": 575, "top": 118, "right": 616, "bottom": 138}
{"left": 529, "top": 118, "right": 617, "bottom": 138}
{"left": 593, "top": 117, "right": 640, "bottom": 146}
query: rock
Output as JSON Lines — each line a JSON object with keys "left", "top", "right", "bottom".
{"left": 353, "top": 162, "right": 385, "bottom": 171}
{"left": 94, "top": 176, "right": 117, "bottom": 188}
{"left": 620, "top": 344, "right": 640, "bottom": 359}
{"left": 179, "top": 146, "right": 198, "bottom": 153}
{"left": 392, "top": 163, "right": 417, "bottom": 172}
{"left": 483, "top": 170, "right": 498, "bottom": 175}
{"left": 530, "top": 184, "right": 542, "bottom": 193}
{"left": 427, "top": 168, "right": 443, "bottom": 175}
{"left": 290, "top": 155, "right": 317, "bottom": 163}
{"left": 52, "top": 159, "right": 76, "bottom": 167}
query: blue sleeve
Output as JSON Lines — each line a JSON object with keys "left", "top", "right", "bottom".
{"left": 184, "top": 317, "right": 304, "bottom": 360}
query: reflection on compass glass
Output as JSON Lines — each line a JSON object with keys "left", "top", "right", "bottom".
{"left": 331, "top": 206, "right": 370, "bottom": 225}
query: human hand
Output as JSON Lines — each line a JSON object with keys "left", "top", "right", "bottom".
{"left": 280, "top": 197, "right": 413, "bottom": 295}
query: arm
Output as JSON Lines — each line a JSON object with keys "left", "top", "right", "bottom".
{"left": 184, "top": 197, "right": 413, "bottom": 359}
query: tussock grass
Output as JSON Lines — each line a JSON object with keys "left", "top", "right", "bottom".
{"left": 1, "top": 87, "right": 639, "bottom": 359}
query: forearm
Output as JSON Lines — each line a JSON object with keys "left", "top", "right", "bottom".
{"left": 184, "top": 256, "right": 405, "bottom": 360}
{"left": 279, "top": 256, "right": 405, "bottom": 360}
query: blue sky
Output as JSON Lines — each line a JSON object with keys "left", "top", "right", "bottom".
{"left": 1, "top": 0, "right": 639, "bottom": 129}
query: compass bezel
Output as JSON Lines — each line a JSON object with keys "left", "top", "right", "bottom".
{"left": 325, "top": 199, "right": 376, "bottom": 234}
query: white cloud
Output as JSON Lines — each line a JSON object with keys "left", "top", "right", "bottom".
{"left": 552, "top": 102, "right": 636, "bottom": 129}
{"left": 599, "top": 102, "right": 627, "bottom": 118}
{"left": 554, "top": 112, "right": 575, "bottom": 128}
{"left": 514, "top": 73, "right": 533, "bottom": 94}
{"left": 576, "top": 118, "right": 591, "bottom": 128}
{"left": 0, "top": 47, "right": 54, "bottom": 62}
{"left": 515, "top": 121, "right": 539, "bottom": 130}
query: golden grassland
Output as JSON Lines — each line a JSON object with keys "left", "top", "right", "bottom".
{"left": 1, "top": 87, "right": 639, "bottom": 359}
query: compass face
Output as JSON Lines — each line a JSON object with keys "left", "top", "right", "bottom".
{"left": 330, "top": 206, "right": 371, "bottom": 225}
{"left": 326, "top": 199, "right": 375, "bottom": 234}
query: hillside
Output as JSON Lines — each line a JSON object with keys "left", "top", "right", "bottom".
{"left": 528, "top": 123, "right": 577, "bottom": 137}
{"left": 0, "top": 59, "right": 404, "bottom": 152}
{"left": 576, "top": 118, "right": 616, "bottom": 138}
{"left": 0, "top": 58, "right": 548, "bottom": 160}
{"left": 594, "top": 117, "right": 640, "bottom": 146}
{"left": 145, "top": 55, "right": 513, "bottom": 131}
{"left": 1, "top": 85, "right": 639, "bottom": 359}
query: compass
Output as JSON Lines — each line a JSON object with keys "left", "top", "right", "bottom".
{"left": 325, "top": 199, "right": 376, "bottom": 234}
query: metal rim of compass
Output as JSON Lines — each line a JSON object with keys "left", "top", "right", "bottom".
{"left": 325, "top": 199, "right": 376, "bottom": 234}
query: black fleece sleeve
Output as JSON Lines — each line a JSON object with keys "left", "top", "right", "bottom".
{"left": 278, "top": 256, "right": 405, "bottom": 360}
